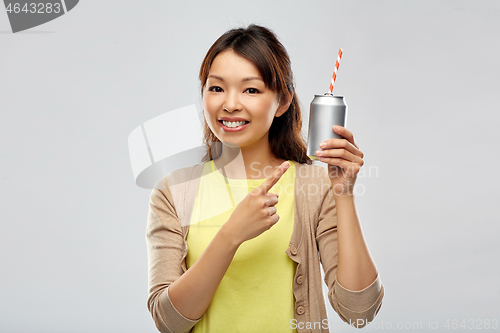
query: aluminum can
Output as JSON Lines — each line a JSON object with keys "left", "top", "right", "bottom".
{"left": 306, "top": 94, "right": 348, "bottom": 158}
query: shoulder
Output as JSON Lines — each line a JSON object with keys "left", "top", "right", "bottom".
{"left": 153, "top": 162, "right": 206, "bottom": 191}
{"left": 294, "top": 160, "right": 330, "bottom": 182}
{"left": 294, "top": 160, "right": 332, "bottom": 199}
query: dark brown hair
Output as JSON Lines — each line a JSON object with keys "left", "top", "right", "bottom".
{"left": 199, "top": 24, "right": 312, "bottom": 165}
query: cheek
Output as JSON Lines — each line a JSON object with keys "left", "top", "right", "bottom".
{"left": 202, "top": 95, "right": 220, "bottom": 130}
{"left": 257, "top": 99, "right": 280, "bottom": 123}
{"left": 204, "top": 92, "right": 223, "bottom": 107}
{"left": 202, "top": 95, "right": 216, "bottom": 117}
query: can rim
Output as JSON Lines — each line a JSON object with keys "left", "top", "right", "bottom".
{"left": 314, "top": 93, "right": 344, "bottom": 98}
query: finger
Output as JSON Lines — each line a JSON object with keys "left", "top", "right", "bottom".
{"left": 316, "top": 148, "right": 364, "bottom": 166}
{"left": 257, "top": 161, "right": 290, "bottom": 195}
{"left": 318, "top": 157, "right": 349, "bottom": 169}
{"left": 265, "top": 194, "right": 279, "bottom": 207}
{"left": 268, "top": 206, "right": 277, "bottom": 216}
{"left": 318, "top": 157, "right": 362, "bottom": 175}
{"left": 320, "top": 138, "right": 363, "bottom": 158}
{"left": 332, "top": 126, "right": 358, "bottom": 149}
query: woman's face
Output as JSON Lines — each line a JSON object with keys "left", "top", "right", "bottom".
{"left": 202, "top": 50, "right": 288, "bottom": 151}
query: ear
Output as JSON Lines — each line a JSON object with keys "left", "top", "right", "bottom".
{"left": 275, "top": 95, "right": 293, "bottom": 118}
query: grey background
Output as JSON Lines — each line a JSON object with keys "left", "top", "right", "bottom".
{"left": 1, "top": 0, "right": 499, "bottom": 332}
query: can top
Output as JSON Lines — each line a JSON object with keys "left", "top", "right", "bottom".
{"left": 312, "top": 94, "right": 346, "bottom": 105}
{"left": 317, "top": 92, "right": 343, "bottom": 98}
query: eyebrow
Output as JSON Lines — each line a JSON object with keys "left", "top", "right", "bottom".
{"left": 208, "top": 75, "right": 263, "bottom": 82}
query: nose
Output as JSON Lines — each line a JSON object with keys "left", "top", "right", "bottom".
{"left": 223, "top": 90, "right": 242, "bottom": 112}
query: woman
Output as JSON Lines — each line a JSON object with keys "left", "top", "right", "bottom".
{"left": 146, "top": 24, "right": 384, "bottom": 333}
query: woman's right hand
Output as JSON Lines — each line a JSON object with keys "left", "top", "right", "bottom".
{"left": 221, "top": 161, "right": 291, "bottom": 246}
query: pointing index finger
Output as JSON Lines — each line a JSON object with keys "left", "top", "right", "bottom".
{"left": 258, "top": 161, "right": 290, "bottom": 195}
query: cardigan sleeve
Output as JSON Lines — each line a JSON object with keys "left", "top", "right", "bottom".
{"left": 146, "top": 177, "right": 202, "bottom": 333}
{"left": 315, "top": 170, "right": 384, "bottom": 329}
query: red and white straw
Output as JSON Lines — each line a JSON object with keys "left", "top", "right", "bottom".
{"left": 328, "top": 48, "right": 343, "bottom": 94}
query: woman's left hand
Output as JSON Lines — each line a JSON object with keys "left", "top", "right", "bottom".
{"left": 316, "top": 125, "right": 364, "bottom": 196}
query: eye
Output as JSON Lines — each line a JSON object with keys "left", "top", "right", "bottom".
{"left": 245, "top": 88, "right": 260, "bottom": 94}
{"left": 208, "top": 86, "right": 223, "bottom": 92}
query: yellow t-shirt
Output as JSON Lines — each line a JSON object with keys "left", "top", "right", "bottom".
{"left": 186, "top": 160, "right": 297, "bottom": 333}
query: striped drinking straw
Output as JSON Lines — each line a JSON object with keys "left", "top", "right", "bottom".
{"left": 328, "top": 48, "right": 343, "bottom": 94}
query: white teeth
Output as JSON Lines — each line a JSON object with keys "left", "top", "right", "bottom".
{"left": 222, "top": 120, "right": 247, "bottom": 128}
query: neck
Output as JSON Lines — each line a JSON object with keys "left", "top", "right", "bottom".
{"left": 213, "top": 141, "right": 286, "bottom": 180}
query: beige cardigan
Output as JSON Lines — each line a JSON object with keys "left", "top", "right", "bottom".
{"left": 146, "top": 161, "right": 384, "bottom": 333}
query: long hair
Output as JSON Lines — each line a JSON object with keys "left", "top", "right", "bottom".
{"left": 199, "top": 24, "right": 312, "bottom": 165}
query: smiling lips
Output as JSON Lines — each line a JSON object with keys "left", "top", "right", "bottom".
{"left": 218, "top": 117, "right": 250, "bottom": 132}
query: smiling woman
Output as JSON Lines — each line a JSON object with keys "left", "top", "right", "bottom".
{"left": 198, "top": 25, "right": 309, "bottom": 177}
{"left": 146, "top": 24, "right": 384, "bottom": 333}
{"left": 202, "top": 50, "right": 289, "bottom": 161}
